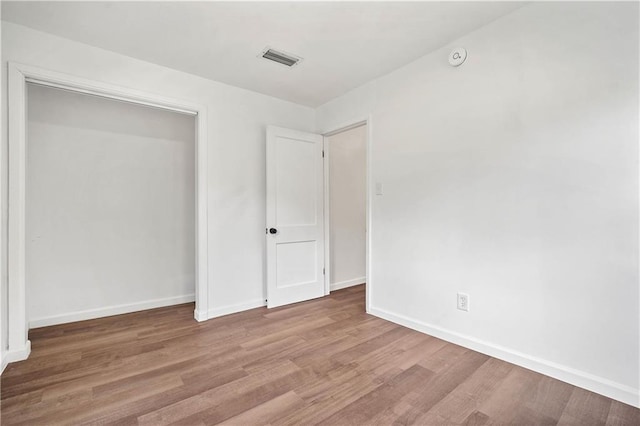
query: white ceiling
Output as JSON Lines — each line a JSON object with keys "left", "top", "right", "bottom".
{"left": 2, "top": 1, "right": 526, "bottom": 107}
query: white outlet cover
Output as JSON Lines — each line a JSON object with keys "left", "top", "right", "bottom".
{"left": 448, "top": 47, "right": 467, "bottom": 67}
{"left": 457, "top": 292, "right": 469, "bottom": 312}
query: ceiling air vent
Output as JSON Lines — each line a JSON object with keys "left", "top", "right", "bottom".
{"left": 261, "top": 47, "right": 302, "bottom": 67}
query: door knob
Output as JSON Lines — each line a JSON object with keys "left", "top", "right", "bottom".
{"left": 269, "top": 228, "right": 278, "bottom": 234}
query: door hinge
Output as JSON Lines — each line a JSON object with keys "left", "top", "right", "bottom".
{"left": 323, "top": 267, "right": 325, "bottom": 275}
{"left": 322, "top": 150, "right": 325, "bottom": 158}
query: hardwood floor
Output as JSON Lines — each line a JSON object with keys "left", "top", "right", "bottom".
{"left": 1, "top": 285, "right": 638, "bottom": 425}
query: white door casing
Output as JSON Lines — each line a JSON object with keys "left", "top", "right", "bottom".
{"left": 266, "top": 126, "right": 325, "bottom": 308}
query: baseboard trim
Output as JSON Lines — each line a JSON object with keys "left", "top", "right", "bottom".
{"left": 331, "top": 277, "right": 366, "bottom": 291}
{"left": 194, "top": 309, "right": 208, "bottom": 322}
{"left": 1, "top": 351, "right": 7, "bottom": 375}
{"left": 206, "top": 298, "right": 266, "bottom": 320}
{"left": 4, "top": 340, "right": 31, "bottom": 366}
{"left": 369, "top": 306, "right": 639, "bottom": 408}
{"left": 29, "top": 294, "right": 196, "bottom": 329}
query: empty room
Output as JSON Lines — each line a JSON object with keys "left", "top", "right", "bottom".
{"left": 0, "top": 1, "right": 638, "bottom": 425}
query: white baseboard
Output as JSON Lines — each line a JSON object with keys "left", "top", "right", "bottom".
{"left": 369, "top": 306, "right": 640, "bottom": 408}
{"left": 4, "top": 340, "right": 31, "bottom": 367}
{"left": 205, "top": 298, "right": 266, "bottom": 320}
{"left": 1, "top": 351, "right": 7, "bottom": 375}
{"left": 331, "top": 276, "right": 366, "bottom": 291}
{"left": 194, "top": 309, "right": 208, "bottom": 322}
{"left": 29, "top": 294, "right": 196, "bottom": 329}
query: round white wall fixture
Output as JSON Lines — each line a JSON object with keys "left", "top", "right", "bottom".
{"left": 448, "top": 48, "right": 467, "bottom": 67}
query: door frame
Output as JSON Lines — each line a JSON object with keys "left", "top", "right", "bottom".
{"left": 322, "top": 116, "right": 372, "bottom": 313}
{"left": 5, "top": 62, "right": 210, "bottom": 364}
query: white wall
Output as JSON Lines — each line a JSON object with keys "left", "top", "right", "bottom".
{"left": 1, "top": 21, "right": 315, "bottom": 339}
{"left": 26, "top": 84, "right": 195, "bottom": 327}
{"left": 317, "top": 2, "right": 639, "bottom": 406}
{"left": 329, "top": 125, "right": 366, "bottom": 290}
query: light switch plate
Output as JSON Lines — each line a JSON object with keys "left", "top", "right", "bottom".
{"left": 375, "top": 183, "right": 384, "bottom": 195}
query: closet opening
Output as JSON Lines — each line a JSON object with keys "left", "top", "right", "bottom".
{"left": 25, "top": 83, "right": 196, "bottom": 328}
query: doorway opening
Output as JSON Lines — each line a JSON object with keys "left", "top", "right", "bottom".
{"left": 6, "top": 63, "right": 209, "bottom": 364}
{"left": 264, "top": 122, "right": 370, "bottom": 311}
{"left": 25, "top": 83, "right": 196, "bottom": 328}
{"left": 324, "top": 122, "right": 369, "bottom": 309}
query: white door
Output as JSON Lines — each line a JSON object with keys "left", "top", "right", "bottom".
{"left": 266, "top": 126, "right": 325, "bottom": 308}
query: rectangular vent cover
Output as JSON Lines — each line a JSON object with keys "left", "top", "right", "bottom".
{"left": 261, "top": 48, "right": 301, "bottom": 67}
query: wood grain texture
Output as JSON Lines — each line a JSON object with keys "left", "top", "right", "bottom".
{"left": 1, "top": 285, "right": 638, "bottom": 425}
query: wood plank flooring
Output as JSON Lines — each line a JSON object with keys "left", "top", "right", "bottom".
{"left": 1, "top": 285, "right": 638, "bottom": 425}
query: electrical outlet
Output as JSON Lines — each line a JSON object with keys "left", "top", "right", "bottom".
{"left": 457, "top": 293, "right": 469, "bottom": 312}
